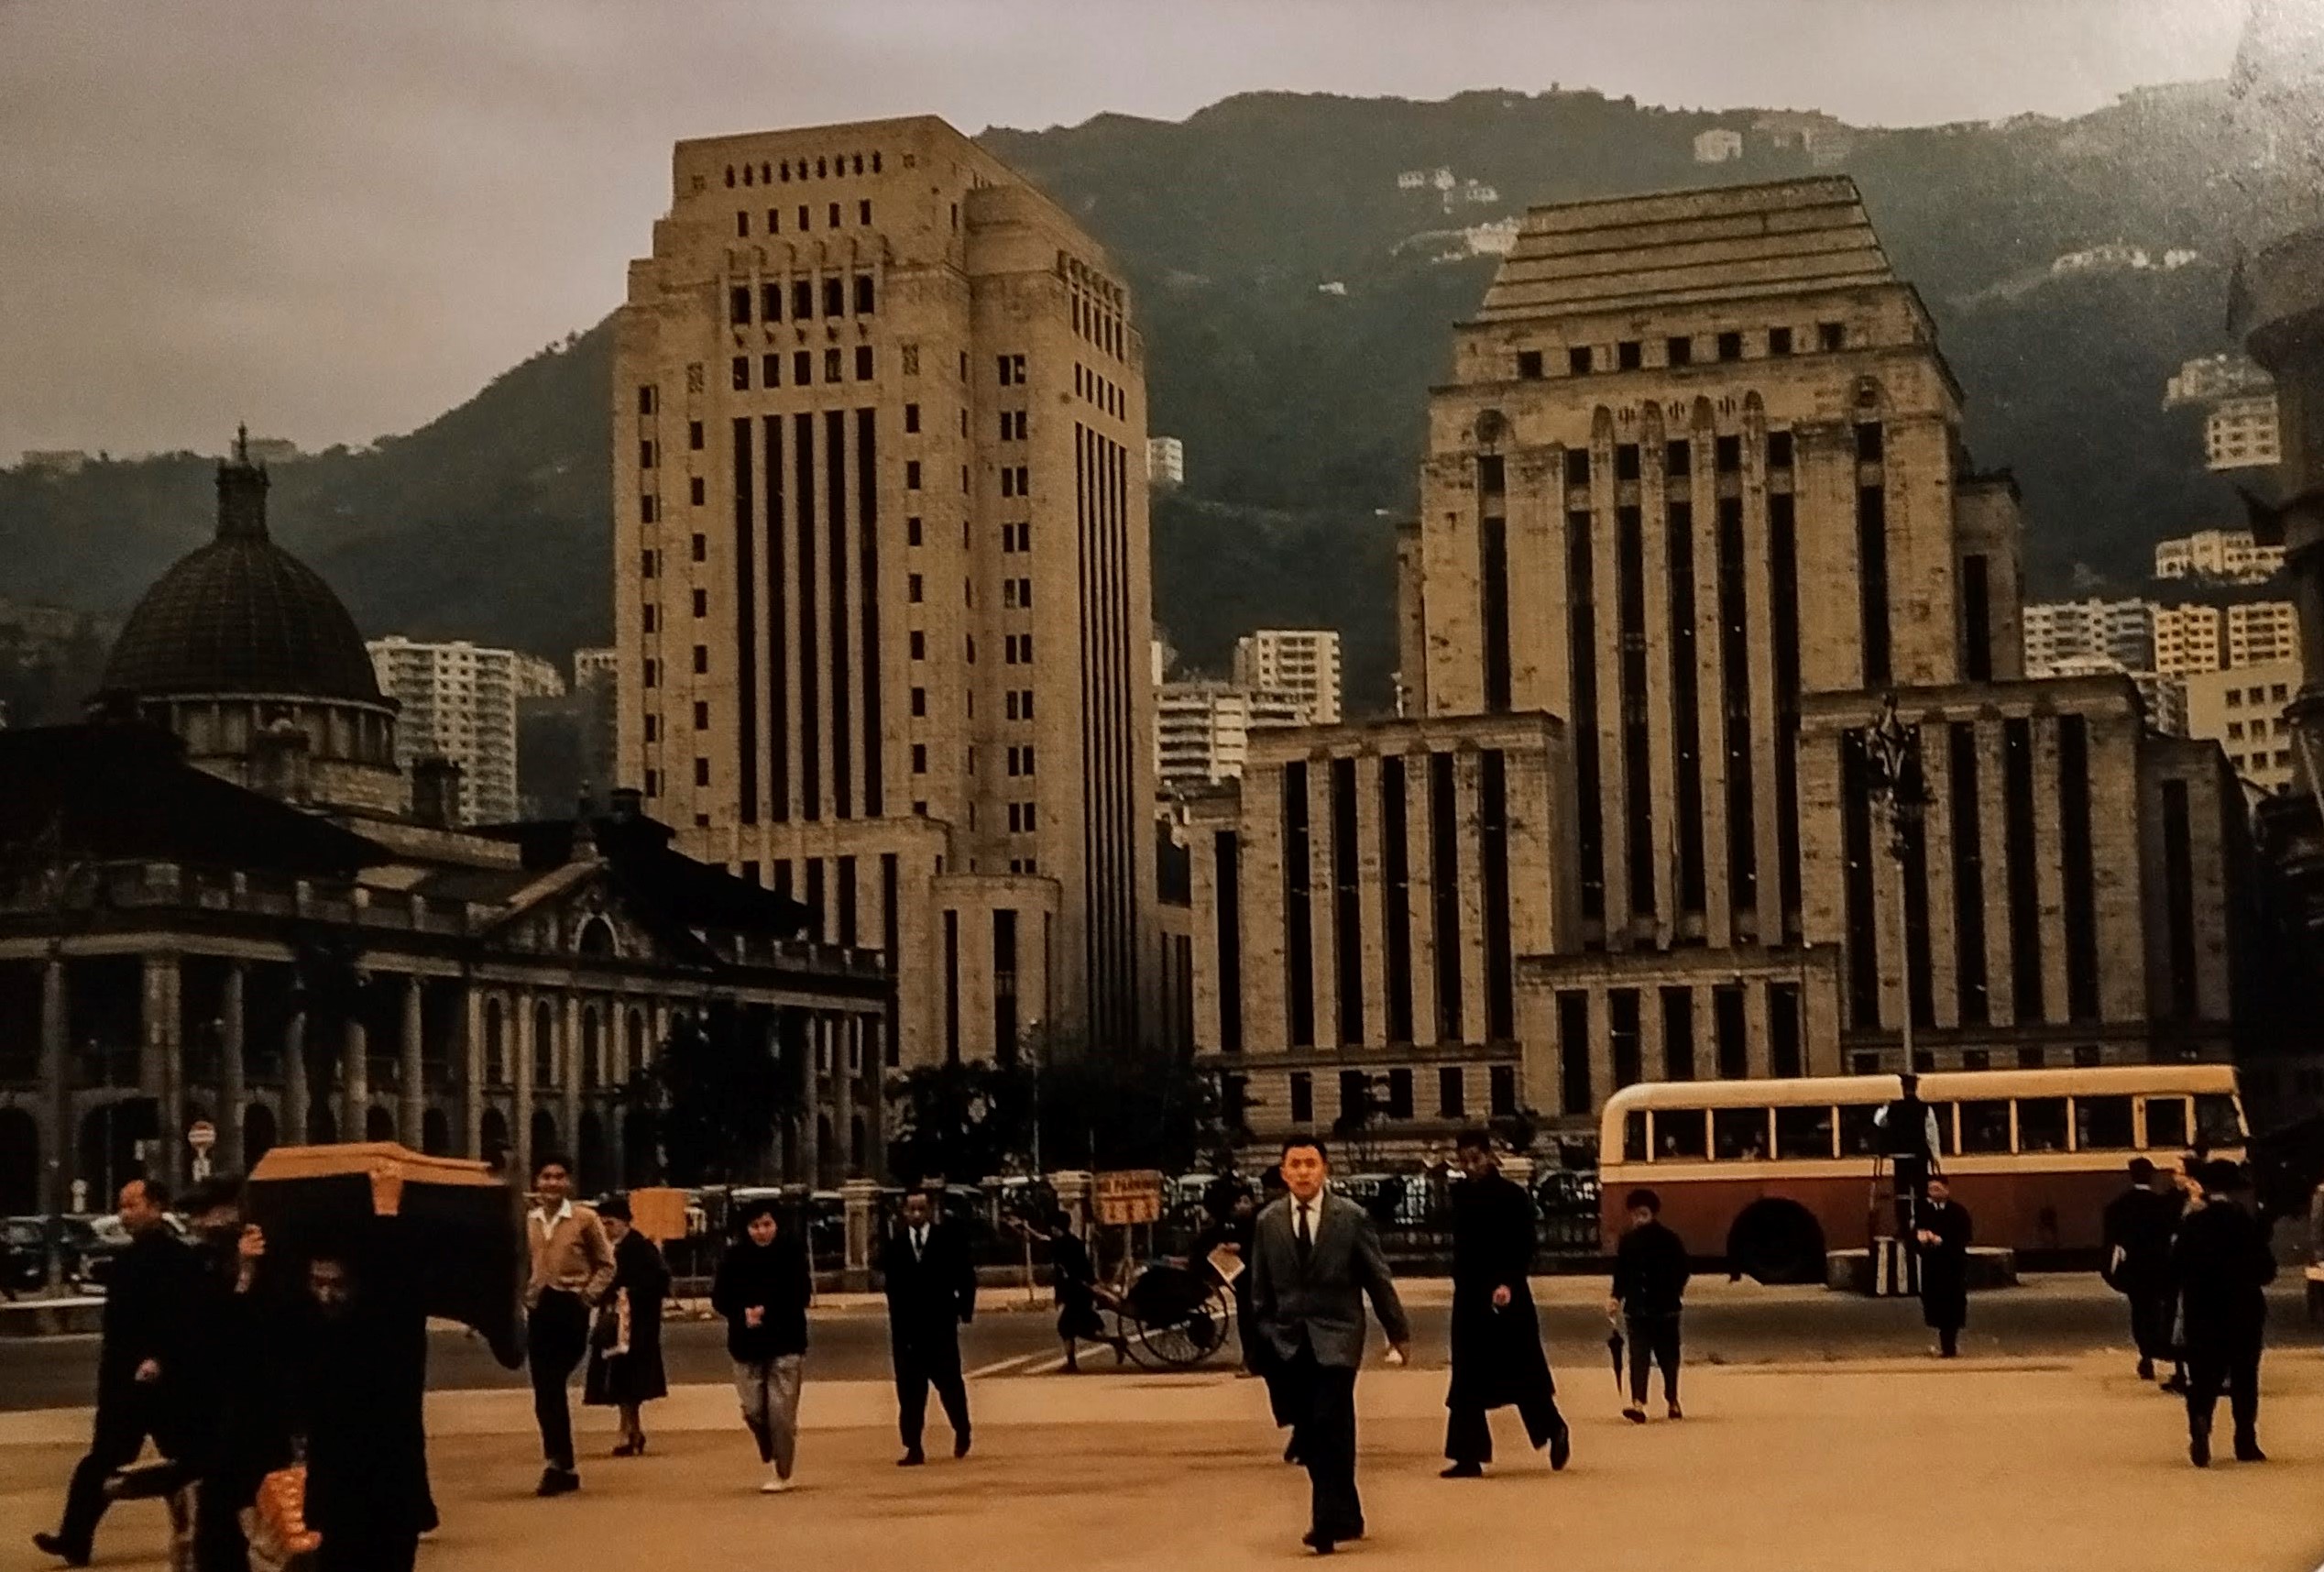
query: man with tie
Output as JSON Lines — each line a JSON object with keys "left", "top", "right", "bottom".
{"left": 1249, "top": 1137, "right": 1410, "bottom": 1556}
{"left": 879, "top": 1187, "right": 977, "bottom": 1467}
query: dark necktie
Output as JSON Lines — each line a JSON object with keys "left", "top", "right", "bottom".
{"left": 1295, "top": 1203, "right": 1313, "bottom": 1263}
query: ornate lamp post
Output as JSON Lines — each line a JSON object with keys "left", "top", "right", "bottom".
{"left": 1866, "top": 693, "right": 1929, "bottom": 1072}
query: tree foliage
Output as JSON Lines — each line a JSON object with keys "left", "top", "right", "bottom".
{"left": 623, "top": 1006, "right": 795, "bottom": 1186}
{"left": 884, "top": 1061, "right": 1035, "bottom": 1184}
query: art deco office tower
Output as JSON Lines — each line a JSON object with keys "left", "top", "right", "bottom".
{"left": 614, "top": 117, "right": 1157, "bottom": 1068}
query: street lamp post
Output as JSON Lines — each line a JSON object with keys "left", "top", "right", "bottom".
{"left": 1865, "top": 693, "right": 1928, "bottom": 1075}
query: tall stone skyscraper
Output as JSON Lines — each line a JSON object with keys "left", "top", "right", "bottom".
{"left": 613, "top": 117, "right": 1157, "bottom": 1066}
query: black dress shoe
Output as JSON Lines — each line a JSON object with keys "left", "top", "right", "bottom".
{"left": 2189, "top": 1434, "right": 2210, "bottom": 1468}
{"left": 31, "top": 1533, "right": 91, "bottom": 1568}
{"left": 1440, "top": 1461, "right": 1484, "bottom": 1479}
{"left": 1301, "top": 1532, "right": 1336, "bottom": 1555}
{"left": 897, "top": 1448, "right": 926, "bottom": 1467}
{"left": 1548, "top": 1421, "right": 1573, "bottom": 1472}
{"left": 953, "top": 1428, "right": 973, "bottom": 1459}
{"left": 1283, "top": 1440, "right": 1302, "bottom": 1465}
{"left": 535, "top": 1467, "right": 580, "bottom": 1497}
{"left": 2235, "top": 1438, "right": 2266, "bottom": 1464}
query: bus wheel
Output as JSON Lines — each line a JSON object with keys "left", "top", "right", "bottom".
{"left": 1728, "top": 1202, "right": 1825, "bottom": 1285}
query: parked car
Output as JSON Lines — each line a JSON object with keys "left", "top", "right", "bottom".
{"left": 2, "top": 1217, "right": 49, "bottom": 1298}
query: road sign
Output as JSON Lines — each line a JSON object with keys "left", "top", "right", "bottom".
{"left": 1092, "top": 1169, "right": 1163, "bottom": 1226}
{"left": 187, "top": 1120, "right": 216, "bottom": 1154}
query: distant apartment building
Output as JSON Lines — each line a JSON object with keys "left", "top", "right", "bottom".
{"left": 573, "top": 645, "right": 619, "bottom": 797}
{"left": 1693, "top": 129, "right": 1744, "bottom": 164}
{"left": 1155, "top": 680, "right": 1310, "bottom": 793}
{"left": 2230, "top": 600, "right": 2301, "bottom": 667}
{"left": 2154, "top": 527, "right": 2286, "bottom": 583}
{"left": 2042, "top": 654, "right": 2188, "bottom": 738}
{"left": 367, "top": 636, "right": 564, "bottom": 824}
{"left": 2022, "top": 598, "right": 2154, "bottom": 674}
{"left": 2205, "top": 395, "right": 2284, "bottom": 471}
{"left": 2152, "top": 600, "right": 2303, "bottom": 677}
{"left": 1232, "top": 628, "right": 1343, "bottom": 725}
{"left": 1146, "top": 435, "right": 1184, "bottom": 490}
{"left": 2165, "top": 352, "right": 2274, "bottom": 409}
{"left": 16, "top": 450, "right": 88, "bottom": 476}
{"left": 2185, "top": 659, "right": 2304, "bottom": 796}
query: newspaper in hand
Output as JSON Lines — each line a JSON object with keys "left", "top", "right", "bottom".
{"left": 1206, "top": 1243, "right": 1244, "bottom": 1285}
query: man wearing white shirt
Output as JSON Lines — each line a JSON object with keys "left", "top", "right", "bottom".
{"left": 879, "top": 1188, "right": 976, "bottom": 1467}
{"left": 523, "top": 1156, "right": 614, "bottom": 1498}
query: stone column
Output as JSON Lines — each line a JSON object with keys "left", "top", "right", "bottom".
{"left": 142, "top": 953, "right": 183, "bottom": 1186}
{"left": 341, "top": 1012, "right": 368, "bottom": 1143}
{"left": 1050, "top": 1169, "right": 1093, "bottom": 1238}
{"left": 219, "top": 962, "right": 247, "bottom": 1175}
{"left": 282, "top": 1010, "right": 309, "bottom": 1145}
{"left": 39, "top": 956, "right": 69, "bottom": 1215}
{"left": 398, "top": 975, "right": 426, "bottom": 1149}
{"left": 840, "top": 1175, "right": 882, "bottom": 1292}
{"left": 512, "top": 993, "right": 535, "bottom": 1180}
{"left": 460, "top": 986, "right": 485, "bottom": 1160}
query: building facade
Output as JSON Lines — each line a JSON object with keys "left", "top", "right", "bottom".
{"left": 1156, "top": 679, "right": 1310, "bottom": 794}
{"left": 612, "top": 117, "right": 1159, "bottom": 1065}
{"left": 2023, "top": 598, "right": 2156, "bottom": 675}
{"left": 2204, "top": 394, "right": 2285, "bottom": 472}
{"left": 2154, "top": 527, "right": 2286, "bottom": 584}
{"left": 2186, "top": 659, "right": 2304, "bottom": 797}
{"left": 1188, "top": 178, "right": 2249, "bottom": 1160}
{"left": 0, "top": 445, "right": 885, "bottom": 1216}
{"left": 2154, "top": 600, "right": 2303, "bottom": 676}
{"left": 1233, "top": 629, "right": 1344, "bottom": 725}
{"left": 367, "top": 636, "right": 564, "bottom": 825}
{"left": 1146, "top": 435, "right": 1184, "bottom": 490}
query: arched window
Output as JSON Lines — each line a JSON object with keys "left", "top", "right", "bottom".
{"left": 485, "top": 997, "right": 507, "bottom": 1085}
{"left": 533, "top": 1001, "right": 556, "bottom": 1088}
{"left": 577, "top": 917, "right": 616, "bottom": 958}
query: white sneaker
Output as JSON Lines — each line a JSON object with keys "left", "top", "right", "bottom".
{"left": 760, "top": 1471, "right": 794, "bottom": 1494}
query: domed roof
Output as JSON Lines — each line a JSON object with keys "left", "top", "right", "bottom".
{"left": 101, "top": 433, "right": 384, "bottom": 705}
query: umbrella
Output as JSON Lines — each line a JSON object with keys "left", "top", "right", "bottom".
{"left": 1606, "top": 1321, "right": 1626, "bottom": 1391}
{"left": 246, "top": 1143, "right": 528, "bottom": 1369}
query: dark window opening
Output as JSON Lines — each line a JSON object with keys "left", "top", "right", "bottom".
{"left": 1569, "top": 346, "right": 1593, "bottom": 375}
{"left": 1769, "top": 983, "right": 1803, "bottom": 1077}
{"left": 1840, "top": 733, "right": 1880, "bottom": 1028}
{"left": 1858, "top": 484, "right": 1891, "bottom": 686}
{"left": 2163, "top": 779, "right": 2198, "bottom": 1021}
{"left": 1610, "top": 989, "right": 1642, "bottom": 1089}
{"left": 1716, "top": 331, "right": 1743, "bottom": 361}
{"left": 1669, "top": 500, "right": 1706, "bottom": 912}
{"left": 1381, "top": 757, "right": 1412, "bottom": 1043}
{"left": 1618, "top": 506, "right": 1654, "bottom": 916}
{"left": 1661, "top": 987, "right": 1695, "bottom": 1081}
{"left": 1217, "top": 831, "right": 1243, "bottom": 1052}
{"left": 1558, "top": 992, "right": 1591, "bottom": 1116}
{"left": 2060, "top": 715, "right": 2101, "bottom": 1022}
{"left": 1949, "top": 723, "right": 1990, "bottom": 1025}
{"left": 1718, "top": 497, "right": 1757, "bottom": 912}
{"left": 1284, "top": 764, "right": 1314, "bottom": 1048}
{"left": 1716, "top": 985, "right": 1748, "bottom": 1079}
{"left": 1963, "top": 555, "right": 1993, "bottom": 682}
{"left": 1517, "top": 349, "right": 1544, "bottom": 379}
{"left": 2003, "top": 719, "right": 2044, "bottom": 1022}
{"left": 1480, "top": 751, "right": 1515, "bottom": 1040}
{"left": 1568, "top": 511, "right": 1605, "bottom": 922}
{"left": 1431, "top": 752, "right": 1463, "bottom": 1040}
{"left": 1666, "top": 335, "right": 1693, "bottom": 368}
{"left": 1332, "top": 757, "right": 1364, "bottom": 1046}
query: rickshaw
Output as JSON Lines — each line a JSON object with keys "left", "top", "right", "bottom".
{"left": 1104, "top": 1256, "right": 1235, "bottom": 1369}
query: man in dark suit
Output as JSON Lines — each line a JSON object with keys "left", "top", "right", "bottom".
{"left": 880, "top": 1188, "right": 976, "bottom": 1466}
{"left": 1913, "top": 1176, "right": 1973, "bottom": 1358}
{"left": 2173, "top": 1160, "right": 2275, "bottom": 1468}
{"left": 2102, "top": 1158, "right": 2184, "bottom": 1384}
{"left": 35, "top": 1178, "right": 199, "bottom": 1568}
{"left": 1441, "top": 1130, "right": 1568, "bottom": 1477}
{"left": 1249, "top": 1137, "right": 1410, "bottom": 1556}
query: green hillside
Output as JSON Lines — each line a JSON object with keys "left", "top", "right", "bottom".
{"left": 0, "top": 82, "right": 2264, "bottom": 720}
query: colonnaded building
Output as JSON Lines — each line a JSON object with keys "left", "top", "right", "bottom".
{"left": 1183, "top": 178, "right": 2253, "bottom": 1160}
{"left": 611, "top": 115, "right": 1169, "bottom": 1068}
{"left": 0, "top": 439, "right": 886, "bottom": 1215}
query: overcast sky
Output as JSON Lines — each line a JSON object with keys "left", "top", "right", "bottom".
{"left": 0, "top": 0, "right": 2253, "bottom": 461}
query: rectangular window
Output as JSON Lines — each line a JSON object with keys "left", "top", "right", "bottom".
{"left": 1567, "top": 509, "right": 1604, "bottom": 922}
{"left": 1289, "top": 1072, "right": 1313, "bottom": 1126}
{"left": 1769, "top": 983, "right": 1803, "bottom": 1076}
{"left": 1617, "top": 340, "right": 1642, "bottom": 370}
{"left": 639, "top": 495, "right": 657, "bottom": 524}
{"left": 854, "top": 273, "right": 874, "bottom": 313}
{"left": 1855, "top": 421, "right": 1884, "bottom": 464}
{"left": 794, "top": 350, "right": 811, "bottom": 385}
{"left": 1557, "top": 991, "right": 1591, "bottom": 1115}
{"left": 692, "top": 645, "right": 707, "bottom": 674}
{"left": 731, "top": 357, "right": 749, "bottom": 392}
{"left": 1666, "top": 335, "right": 1693, "bottom": 367}
{"left": 729, "top": 284, "right": 751, "bottom": 324}
{"left": 1716, "top": 331, "right": 1743, "bottom": 361}
{"left": 1381, "top": 755, "right": 1412, "bottom": 1042}
{"left": 2162, "top": 779, "right": 2198, "bottom": 1020}
{"left": 906, "top": 461, "right": 921, "bottom": 489}
{"left": 1489, "top": 1066, "right": 1517, "bottom": 1118}
{"left": 1569, "top": 345, "right": 1593, "bottom": 375}
{"left": 904, "top": 403, "right": 920, "bottom": 434}
{"left": 1430, "top": 751, "right": 1462, "bottom": 1040}
{"left": 1617, "top": 506, "right": 1654, "bottom": 916}
{"left": 1284, "top": 762, "right": 1314, "bottom": 1048}
{"left": 1841, "top": 732, "right": 1880, "bottom": 1026}
{"left": 856, "top": 346, "right": 873, "bottom": 380}
{"left": 689, "top": 420, "right": 704, "bottom": 450}
{"left": 762, "top": 281, "right": 781, "bottom": 321}
{"left": 1610, "top": 989, "right": 1642, "bottom": 1088}
{"left": 1668, "top": 500, "right": 1705, "bottom": 911}
{"left": 824, "top": 347, "right": 841, "bottom": 381}
{"left": 1767, "top": 431, "right": 1793, "bottom": 468}
{"left": 1439, "top": 1066, "right": 1465, "bottom": 1118}
{"left": 822, "top": 278, "right": 844, "bottom": 318}
{"left": 1770, "top": 325, "right": 1793, "bottom": 356}
{"left": 761, "top": 354, "right": 779, "bottom": 389}
{"left": 1385, "top": 1068, "right": 1414, "bottom": 1120}
{"left": 1479, "top": 750, "right": 1515, "bottom": 1039}
{"left": 1661, "top": 986, "right": 1695, "bottom": 1081}
{"left": 1616, "top": 444, "right": 1641, "bottom": 481}
{"left": 638, "top": 385, "right": 657, "bottom": 415}
{"left": 794, "top": 280, "right": 813, "bottom": 319}
{"left": 1963, "top": 555, "right": 1993, "bottom": 682}
{"left": 1517, "top": 349, "right": 1543, "bottom": 379}
{"left": 641, "top": 548, "right": 656, "bottom": 577}
{"left": 1480, "top": 460, "right": 1509, "bottom": 710}
{"left": 1818, "top": 321, "right": 1846, "bottom": 351}
{"left": 1715, "top": 984, "right": 1747, "bottom": 1079}
{"left": 1858, "top": 479, "right": 1891, "bottom": 686}
{"left": 911, "top": 743, "right": 926, "bottom": 774}
{"left": 2058, "top": 715, "right": 2100, "bottom": 1021}
{"left": 692, "top": 588, "right": 707, "bottom": 617}
{"left": 1216, "top": 831, "right": 1243, "bottom": 1053}
{"left": 2003, "top": 718, "right": 2044, "bottom": 1022}
{"left": 693, "top": 700, "right": 709, "bottom": 730}
{"left": 1949, "top": 723, "right": 1990, "bottom": 1024}
{"left": 1718, "top": 497, "right": 1758, "bottom": 914}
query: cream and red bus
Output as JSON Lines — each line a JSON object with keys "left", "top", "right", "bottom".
{"left": 1597, "top": 1065, "right": 2247, "bottom": 1282}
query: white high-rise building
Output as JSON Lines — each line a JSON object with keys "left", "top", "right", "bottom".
{"left": 2151, "top": 600, "right": 2303, "bottom": 677}
{"left": 1232, "top": 628, "right": 1343, "bottom": 725}
{"left": 2184, "top": 660, "right": 2304, "bottom": 797}
{"left": 1146, "top": 435, "right": 1185, "bottom": 490}
{"left": 367, "top": 636, "right": 564, "bottom": 824}
{"left": 2022, "top": 598, "right": 2155, "bottom": 675}
{"left": 1155, "top": 680, "right": 1310, "bottom": 794}
{"left": 2154, "top": 528, "right": 2286, "bottom": 583}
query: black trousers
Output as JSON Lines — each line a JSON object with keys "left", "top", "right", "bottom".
{"left": 893, "top": 1337, "right": 970, "bottom": 1452}
{"left": 2185, "top": 1336, "right": 2262, "bottom": 1444}
{"left": 192, "top": 1469, "right": 253, "bottom": 1572}
{"left": 1278, "top": 1347, "right": 1362, "bottom": 1541}
{"left": 1627, "top": 1313, "right": 1683, "bottom": 1406}
{"left": 316, "top": 1530, "right": 418, "bottom": 1572}
{"left": 53, "top": 1391, "right": 170, "bottom": 1557}
{"left": 2128, "top": 1286, "right": 2178, "bottom": 1364}
{"left": 527, "top": 1290, "right": 590, "bottom": 1471}
{"left": 1444, "top": 1380, "right": 1562, "bottom": 1465}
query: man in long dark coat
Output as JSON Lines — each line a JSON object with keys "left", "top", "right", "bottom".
{"left": 2102, "top": 1158, "right": 2184, "bottom": 1384}
{"left": 1914, "top": 1176, "right": 1973, "bottom": 1358}
{"left": 1442, "top": 1131, "right": 1570, "bottom": 1477}
{"left": 2173, "top": 1160, "right": 2275, "bottom": 1467}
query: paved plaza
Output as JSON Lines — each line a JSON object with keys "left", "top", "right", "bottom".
{"left": 5, "top": 1347, "right": 2323, "bottom": 1571}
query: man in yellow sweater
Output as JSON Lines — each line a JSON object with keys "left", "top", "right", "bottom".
{"left": 524, "top": 1156, "right": 614, "bottom": 1497}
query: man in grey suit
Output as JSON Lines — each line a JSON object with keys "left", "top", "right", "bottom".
{"left": 1249, "top": 1136, "right": 1411, "bottom": 1556}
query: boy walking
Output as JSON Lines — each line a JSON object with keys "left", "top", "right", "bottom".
{"left": 1608, "top": 1188, "right": 1690, "bottom": 1424}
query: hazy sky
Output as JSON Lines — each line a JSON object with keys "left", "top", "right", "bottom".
{"left": 0, "top": 0, "right": 2253, "bottom": 460}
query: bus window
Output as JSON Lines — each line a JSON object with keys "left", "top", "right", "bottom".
{"left": 2018, "top": 1097, "right": 2068, "bottom": 1153}
{"left": 1654, "top": 1109, "right": 1708, "bottom": 1160}
{"left": 1960, "top": 1100, "right": 2012, "bottom": 1155}
{"left": 2195, "top": 1094, "right": 2243, "bottom": 1149}
{"left": 2144, "top": 1097, "right": 2189, "bottom": 1151}
{"left": 1838, "top": 1105, "right": 1880, "bottom": 1158}
{"left": 2075, "top": 1094, "right": 2135, "bottom": 1150}
{"left": 1625, "top": 1111, "right": 1647, "bottom": 1162}
{"left": 1713, "top": 1107, "right": 1770, "bottom": 1160}
{"left": 1776, "top": 1105, "right": 1836, "bottom": 1160}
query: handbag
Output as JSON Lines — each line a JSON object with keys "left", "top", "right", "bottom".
{"left": 240, "top": 1463, "right": 321, "bottom": 1572}
{"left": 591, "top": 1286, "right": 631, "bottom": 1358}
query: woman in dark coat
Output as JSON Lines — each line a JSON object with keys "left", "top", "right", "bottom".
{"left": 1914, "top": 1176, "right": 1974, "bottom": 1358}
{"left": 583, "top": 1196, "right": 671, "bottom": 1456}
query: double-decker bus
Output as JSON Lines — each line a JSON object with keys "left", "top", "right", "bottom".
{"left": 1597, "top": 1065, "right": 2247, "bottom": 1282}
